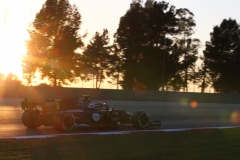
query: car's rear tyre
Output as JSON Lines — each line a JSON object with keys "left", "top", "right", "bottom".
{"left": 132, "top": 111, "right": 150, "bottom": 129}
{"left": 22, "top": 110, "right": 41, "bottom": 129}
{"left": 53, "top": 113, "right": 75, "bottom": 132}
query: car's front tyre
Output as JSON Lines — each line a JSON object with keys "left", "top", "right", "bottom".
{"left": 53, "top": 113, "right": 75, "bottom": 132}
{"left": 132, "top": 111, "right": 150, "bottom": 129}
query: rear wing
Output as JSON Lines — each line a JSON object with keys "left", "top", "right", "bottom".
{"left": 21, "top": 98, "right": 57, "bottom": 112}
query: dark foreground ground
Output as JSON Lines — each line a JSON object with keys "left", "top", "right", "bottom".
{"left": 1, "top": 128, "right": 240, "bottom": 160}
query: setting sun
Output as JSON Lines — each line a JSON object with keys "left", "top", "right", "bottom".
{"left": 0, "top": 0, "right": 45, "bottom": 78}
{"left": 0, "top": 26, "right": 25, "bottom": 76}
{"left": 1, "top": 1, "right": 27, "bottom": 77}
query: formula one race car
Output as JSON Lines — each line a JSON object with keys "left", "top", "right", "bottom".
{"left": 20, "top": 95, "right": 161, "bottom": 132}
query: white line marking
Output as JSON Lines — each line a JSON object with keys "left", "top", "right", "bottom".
{"left": 1, "top": 126, "right": 240, "bottom": 139}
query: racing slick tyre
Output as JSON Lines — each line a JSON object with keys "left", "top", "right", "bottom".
{"left": 22, "top": 110, "right": 41, "bottom": 129}
{"left": 132, "top": 111, "right": 150, "bottom": 129}
{"left": 53, "top": 113, "right": 75, "bottom": 132}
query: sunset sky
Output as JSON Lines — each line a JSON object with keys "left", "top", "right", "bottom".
{"left": 0, "top": 0, "right": 240, "bottom": 90}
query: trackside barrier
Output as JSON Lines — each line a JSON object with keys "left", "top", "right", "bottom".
{"left": 1, "top": 86, "right": 240, "bottom": 103}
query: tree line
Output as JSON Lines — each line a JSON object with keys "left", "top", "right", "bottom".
{"left": 9, "top": 0, "right": 240, "bottom": 93}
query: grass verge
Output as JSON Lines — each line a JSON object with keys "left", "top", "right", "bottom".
{"left": 1, "top": 128, "right": 240, "bottom": 160}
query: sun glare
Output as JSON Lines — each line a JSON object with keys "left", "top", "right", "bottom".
{"left": 0, "top": 26, "right": 25, "bottom": 76}
{"left": 0, "top": 0, "right": 45, "bottom": 79}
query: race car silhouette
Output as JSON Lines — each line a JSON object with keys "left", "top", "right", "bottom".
{"left": 21, "top": 95, "right": 161, "bottom": 132}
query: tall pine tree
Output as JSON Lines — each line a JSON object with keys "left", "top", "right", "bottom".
{"left": 23, "top": 0, "right": 84, "bottom": 86}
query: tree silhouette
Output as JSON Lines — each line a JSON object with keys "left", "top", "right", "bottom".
{"left": 170, "top": 8, "right": 200, "bottom": 92}
{"left": 197, "top": 58, "right": 212, "bottom": 93}
{"left": 82, "top": 29, "right": 111, "bottom": 89}
{"left": 170, "top": 38, "right": 200, "bottom": 92}
{"left": 203, "top": 18, "right": 240, "bottom": 93}
{"left": 115, "top": 1, "right": 197, "bottom": 90}
{"left": 23, "top": 0, "right": 84, "bottom": 87}
{"left": 106, "top": 41, "right": 124, "bottom": 90}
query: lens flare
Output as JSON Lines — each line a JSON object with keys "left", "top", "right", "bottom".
{"left": 180, "top": 98, "right": 188, "bottom": 106}
{"left": 230, "top": 111, "right": 240, "bottom": 123}
{"left": 190, "top": 100, "right": 198, "bottom": 109}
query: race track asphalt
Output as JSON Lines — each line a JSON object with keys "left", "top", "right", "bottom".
{"left": 0, "top": 98, "right": 240, "bottom": 138}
